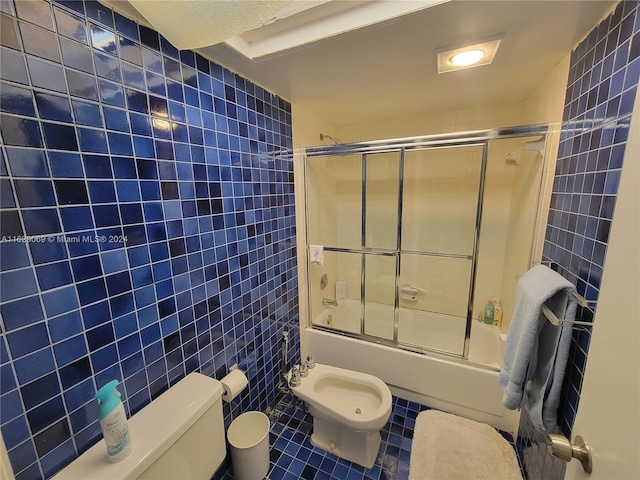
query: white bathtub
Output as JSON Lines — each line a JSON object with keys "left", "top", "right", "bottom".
{"left": 468, "top": 320, "right": 504, "bottom": 369}
{"left": 308, "top": 300, "right": 518, "bottom": 434}
{"left": 313, "top": 299, "right": 501, "bottom": 367}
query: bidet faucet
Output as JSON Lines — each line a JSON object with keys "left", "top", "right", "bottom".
{"left": 289, "top": 365, "right": 301, "bottom": 387}
{"left": 306, "top": 355, "right": 315, "bottom": 369}
{"left": 322, "top": 298, "right": 338, "bottom": 306}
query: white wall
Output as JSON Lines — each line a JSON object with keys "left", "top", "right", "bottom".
{"left": 336, "top": 102, "right": 524, "bottom": 143}
{"left": 291, "top": 103, "right": 339, "bottom": 150}
{"left": 0, "top": 436, "right": 13, "bottom": 480}
{"left": 520, "top": 55, "right": 571, "bottom": 266}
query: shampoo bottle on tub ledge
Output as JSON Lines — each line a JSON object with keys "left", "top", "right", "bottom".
{"left": 492, "top": 298, "right": 503, "bottom": 327}
{"left": 95, "top": 380, "right": 132, "bottom": 462}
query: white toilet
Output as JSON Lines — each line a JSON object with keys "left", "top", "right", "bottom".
{"left": 289, "top": 363, "right": 392, "bottom": 468}
{"left": 53, "top": 373, "right": 227, "bottom": 480}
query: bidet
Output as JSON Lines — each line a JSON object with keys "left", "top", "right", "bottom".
{"left": 288, "top": 363, "right": 392, "bottom": 468}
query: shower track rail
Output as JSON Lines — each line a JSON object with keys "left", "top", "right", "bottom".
{"left": 302, "top": 122, "right": 550, "bottom": 361}
{"left": 304, "top": 123, "right": 551, "bottom": 157}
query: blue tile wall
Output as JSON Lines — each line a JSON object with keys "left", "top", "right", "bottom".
{"left": 517, "top": 1, "right": 640, "bottom": 478}
{"left": 0, "top": 1, "right": 299, "bottom": 478}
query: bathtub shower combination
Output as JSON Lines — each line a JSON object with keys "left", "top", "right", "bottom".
{"left": 299, "top": 125, "right": 550, "bottom": 433}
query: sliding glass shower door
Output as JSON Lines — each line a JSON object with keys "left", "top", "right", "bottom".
{"left": 363, "top": 152, "right": 400, "bottom": 340}
{"left": 398, "top": 145, "right": 484, "bottom": 355}
{"left": 305, "top": 143, "right": 486, "bottom": 358}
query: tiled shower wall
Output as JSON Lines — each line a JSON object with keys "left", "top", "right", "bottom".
{"left": 0, "top": 1, "right": 299, "bottom": 478}
{"left": 517, "top": 1, "right": 640, "bottom": 478}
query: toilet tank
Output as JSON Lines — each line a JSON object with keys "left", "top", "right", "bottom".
{"left": 53, "top": 373, "right": 226, "bottom": 480}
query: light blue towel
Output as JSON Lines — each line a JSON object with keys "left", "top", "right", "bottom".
{"left": 498, "top": 265, "right": 578, "bottom": 433}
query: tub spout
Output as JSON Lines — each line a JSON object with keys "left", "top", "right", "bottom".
{"left": 322, "top": 298, "right": 338, "bottom": 306}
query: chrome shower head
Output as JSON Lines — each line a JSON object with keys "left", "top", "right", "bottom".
{"left": 319, "top": 133, "right": 340, "bottom": 145}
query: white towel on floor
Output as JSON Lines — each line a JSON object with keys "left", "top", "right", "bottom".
{"left": 409, "top": 410, "right": 522, "bottom": 480}
{"left": 309, "top": 245, "right": 324, "bottom": 266}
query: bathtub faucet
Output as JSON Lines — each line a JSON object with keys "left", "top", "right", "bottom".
{"left": 322, "top": 298, "right": 338, "bottom": 306}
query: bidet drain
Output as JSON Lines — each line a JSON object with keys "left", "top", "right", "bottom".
{"left": 355, "top": 408, "right": 361, "bottom": 414}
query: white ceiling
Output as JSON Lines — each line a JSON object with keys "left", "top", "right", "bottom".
{"left": 199, "top": 0, "right": 615, "bottom": 127}
{"left": 223, "top": 0, "right": 448, "bottom": 60}
{"left": 103, "top": 0, "right": 616, "bottom": 128}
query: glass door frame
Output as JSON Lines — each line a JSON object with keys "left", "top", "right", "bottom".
{"left": 303, "top": 124, "right": 549, "bottom": 360}
{"left": 395, "top": 143, "right": 487, "bottom": 359}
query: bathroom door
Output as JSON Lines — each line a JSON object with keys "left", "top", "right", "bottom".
{"left": 564, "top": 93, "right": 639, "bottom": 479}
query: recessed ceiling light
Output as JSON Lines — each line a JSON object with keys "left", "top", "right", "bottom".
{"left": 450, "top": 49, "right": 485, "bottom": 66}
{"left": 436, "top": 34, "right": 504, "bottom": 74}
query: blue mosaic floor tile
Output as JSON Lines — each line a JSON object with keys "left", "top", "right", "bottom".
{"left": 218, "top": 393, "right": 525, "bottom": 480}
{"left": 219, "top": 394, "right": 414, "bottom": 480}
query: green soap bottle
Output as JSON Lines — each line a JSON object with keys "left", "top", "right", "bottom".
{"left": 483, "top": 300, "right": 494, "bottom": 324}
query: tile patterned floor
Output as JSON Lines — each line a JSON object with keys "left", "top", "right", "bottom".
{"left": 219, "top": 392, "right": 522, "bottom": 480}
{"left": 265, "top": 394, "right": 413, "bottom": 480}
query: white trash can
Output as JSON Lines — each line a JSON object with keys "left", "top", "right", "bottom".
{"left": 227, "top": 411, "right": 270, "bottom": 480}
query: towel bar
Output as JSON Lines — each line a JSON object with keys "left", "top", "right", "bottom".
{"left": 547, "top": 434, "right": 593, "bottom": 473}
{"left": 541, "top": 304, "right": 592, "bottom": 326}
{"left": 541, "top": 288, "right": 592, "bottom": 326}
